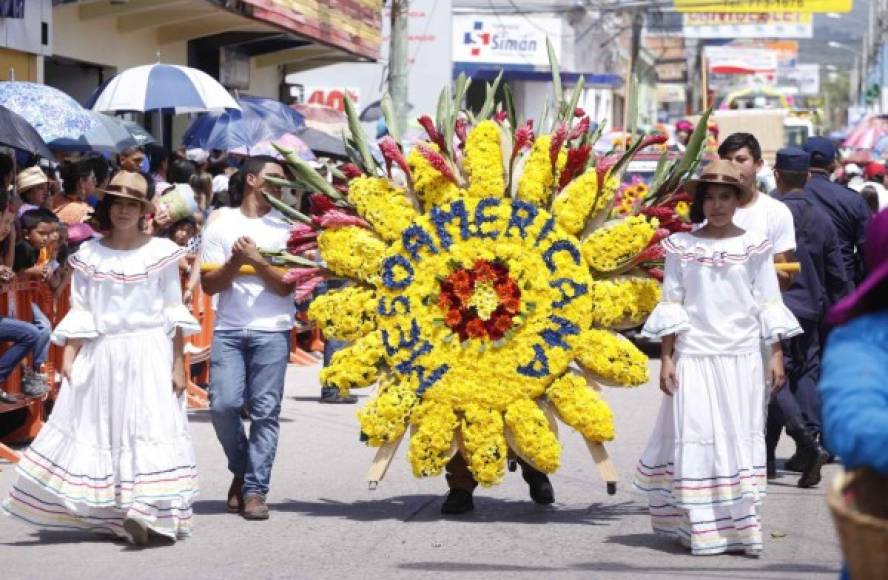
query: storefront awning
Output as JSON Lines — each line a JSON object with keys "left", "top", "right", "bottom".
{"left": 453, "top": 63, "right": 623, "bottom": 88}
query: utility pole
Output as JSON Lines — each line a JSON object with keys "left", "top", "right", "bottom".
{"left": 388, "top": 0, "right": 409, "bottom": 136}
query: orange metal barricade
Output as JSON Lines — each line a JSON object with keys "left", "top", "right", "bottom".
{"left": 184, "top": 286, "right": 212, "bottom": 410}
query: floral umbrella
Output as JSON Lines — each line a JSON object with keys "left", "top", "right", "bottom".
{"left": 0, "top": 81, "right": 96, "bottom": 143}
{"left": 845, "top": 115, "right": 888, "bottom": 150}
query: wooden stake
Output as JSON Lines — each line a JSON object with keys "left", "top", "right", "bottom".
{"left": 366, "top": 434, "right": 404, "bottom": 490}
{"left": 586, "top": 439, "right": 619, "bottom": 495}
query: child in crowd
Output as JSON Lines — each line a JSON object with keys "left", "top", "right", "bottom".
{"left": 2, "top": 171, "right": 200, "bottom": 546}
{"left": 634, "top": 160, "right": 801, "bottom": 557}
{"left": 15, "top": 166, "right": 50, "bottom": 217}
{"left": 13, "top": 209, "right": 67, "bottom": 395}
{"left": 0, "top": 191, "right": 40, "bottom": 405}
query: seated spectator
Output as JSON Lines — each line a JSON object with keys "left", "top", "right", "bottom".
{"left": 190, "top": 171, "right": 212, "bottom": 212}
{"left": 13, "top": 208, "right": 68, "bottom": 395}
{"left": 53, "top": 160, "right": 96, "bottom": 224}
{"left": 15, "top": 166, "right": 50, "bottom": 218}
{"left": 0, "top": 195, "right": 43, "bottom": 403}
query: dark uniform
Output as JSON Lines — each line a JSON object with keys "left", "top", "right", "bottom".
{"left": 767, "top": 148, "right": 849, "bottom": 487}
{"left": 803, "top": 138, "right": 872, "bottom": 287}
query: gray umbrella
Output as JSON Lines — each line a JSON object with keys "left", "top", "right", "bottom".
{"left": 49, "top": 111, "right": 138, "bottom": 153}
{"left": 120, "top": 120, "right": 157, "bottom": 147}
{"left": 295, "top": 126, "right": 347, "bottom": 158}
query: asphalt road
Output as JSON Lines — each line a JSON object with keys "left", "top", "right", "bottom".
{"left": 0, "top": 359, "right": 843, "bottom": 580}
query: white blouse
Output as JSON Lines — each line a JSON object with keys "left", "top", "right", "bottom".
{"left": 641, "top": 231, "right": 802, "bottom": 356}
{"left": 52, "top": 237, "right": 200, "bottom": 345}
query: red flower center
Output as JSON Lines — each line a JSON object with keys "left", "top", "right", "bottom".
{"left": 437, "top": 259, "right": 522, "bottom": 342}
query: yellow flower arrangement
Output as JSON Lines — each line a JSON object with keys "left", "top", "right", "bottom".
{"left": 407, "top": 143, "right": 459, "bottom": 206}
{"left": 291, "top": 69, "right": 678, "bottom": 488}
{"left": 575, "top": 329, "right": 649, "bottom": 386}
{"left": 357, "top": 376, "right": 417, "bottom": 446}
{"left": 547, "top": 373, "right": 615, "bottom": 442}
{"left": 460, "top": 403, "right": 508, "bottom": 486}
{"left": 675, "top": 201, "right": 690, "bottom": 221}
{"left": 307, "top": 286, "right": 377, "bottom": 342}
{"left": 464, "top": 120, "right": 505, "bottom": 200}
{"left": 347, "top": 176, "right": 418, "bottom": 242}
{"left": 516, "top": 135, "right": 566, "bottom": 207}
{"left": 318, "top": 227, "right": 387, "bottom": 284}
{"left": 588, "top": 276, "right": 661, "bottom": 328}
{"left": 407, "top": 401, "right": 459, "bottom": 477}
{"left": 318, "top": 331, "right": 384, "bottom": 394}
{"left": 504, "top": 399, "right": 561, "bottom": 472}
{"left": 581, "top": 215, "right": 659, "bottom": 273}
{"left": 552, "top": 170, "right": 619, "bottom": 235}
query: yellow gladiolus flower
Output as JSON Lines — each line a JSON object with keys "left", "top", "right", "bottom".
{"left": 575, "top": 329, "right": 649, "bottom": 386}
{"left": 318, "top": 227, "right": 386, "bottom": 284}
{"left": 464, "top": 120, "right": 505, "bottom": 199}
{"left": 581, "top": 215, "right": 658, "bottom": 273}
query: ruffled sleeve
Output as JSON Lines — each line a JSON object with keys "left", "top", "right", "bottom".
{"left": 749, "top": 239, "right": 802, "bottom": 344}
{"left": 51, "top": 267, "right": 98, "bottom": 346}
{"left": 160, "top": 244, "right": 200, "bottom": 337}
{"left": 640, "top": 236, "right": 690, "bottom": 338}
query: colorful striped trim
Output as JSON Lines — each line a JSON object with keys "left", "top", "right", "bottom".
{"left": 663, "top": 237, "right": 772, "bottom": 266}
{"left": 70, "top": 247, "right": 185, "bottom": 283}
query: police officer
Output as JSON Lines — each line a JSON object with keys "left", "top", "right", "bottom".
{"left": 767, "top": 148, "right": 850, "bottom": 488}
{"left": 802, "top": 137, "right": 872, "bottom": 286}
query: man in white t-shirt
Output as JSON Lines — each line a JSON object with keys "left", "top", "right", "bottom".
{"left": 200, "top": 156, "right": 297, "bottom": 521}
{"left": 718, "top": 133, "right": 797, "bottom": 288}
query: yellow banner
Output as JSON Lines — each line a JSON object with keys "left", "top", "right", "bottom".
{"left": 675, "top": 0, "right": 852, "bottom": 13}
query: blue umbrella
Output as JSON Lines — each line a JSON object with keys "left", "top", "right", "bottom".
{"left": 182, "top": 96, "right": 305, "bottom": 151}
{"left": 0, "top": 81, "right": 95, "bottom": 143}
{"left": 0, "top": 105, "right": 54, "bottom": 159}
{"left": 50, "top": 111, "right": 139, "bottom": 153}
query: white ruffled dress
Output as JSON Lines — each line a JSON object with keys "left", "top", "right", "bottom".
{"left": 2, "top": 238, "right": 200, "bottom": 541}
{"left": 633, "top": 231, "right": 801, "bottom": 556}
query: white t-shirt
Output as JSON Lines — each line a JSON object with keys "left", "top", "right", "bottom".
{"left": 200, "top": 207, "right": 295, "bottom": 331}
{"left": 732, "top": 192, "right": 796, "bottom": 254}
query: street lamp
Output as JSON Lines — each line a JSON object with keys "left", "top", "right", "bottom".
{"left": 828, "top": 41, "right": 864, "bottom": 106}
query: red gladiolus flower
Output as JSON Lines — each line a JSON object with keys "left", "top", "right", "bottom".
{"left": 313, "top": 210, "right": 371, "bottom": 230}
{"left": 494, "top": 110, "right": 508, "bottom": 123}
{"left": 417, "top": 115, "right": 447, "bottom": 152}
{"left": 416, "top": 143, "right": 458, "bottom": 184}
{"left": 341, "top": 163, "right": 363, "bottom": 180}
{"left": 640, "top": 133, "right": 669, "bottom": 149}
{"left": 293, "top": 275, "right": 325, "bottom": 303}
{"left": 559, "top": 144, "right": 592, "bottom": 189}
{"left": 511, "top": 120, "right": 535, "bottom": 168}
{"left": 574, "top": 107, "right": 586, "bottom": 118}
{"left": 309, "top": 193, "right": 335, "bottom": 215}
{"left": 550, "top": 122, "right": 568, "bottom": 168}
{"left": 378, "top": 136, "right": 411, "bottom": 179}
{"left": 282, "top": 267, "right": 322, "bottom": 285}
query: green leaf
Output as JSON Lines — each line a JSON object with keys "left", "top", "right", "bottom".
{"left": 344, "top": 92, "right": 377, "bottom": 174}
{"left": 454, "top": 73, "right": 471, "bottom": 112}
{"left": 380, "top": 92, "right": 401, "bottom": 144}
{"left": 262, "top": 191, "right": 313, "bottom": 225}
{"left": 503, "top": 83, "right": 516, "bottom": 130}
{"left": 272, "top": 143, "right": 344, "bottom": 202}
{"left": 566, "top": 75, "right": 585, "bottom": 125}
{"left": 477, "top": 70, "right": 503, "bottom": 121}
{"left": 547, "top": 37, "right": 563, "bottom": 114}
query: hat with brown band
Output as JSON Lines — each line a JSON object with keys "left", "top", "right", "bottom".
{"left": 682, "top": 159, "right": 750, "bottom": 198}
{"left": 99, "top": 171, "right": 155, "bottom": 213}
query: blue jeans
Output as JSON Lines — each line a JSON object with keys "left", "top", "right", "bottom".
{"left": 318, "top": 278, "right": 347, "bottom": 398}
{"left": 209, "top": 329, "right": 290, "bottom": 497}
{"left": 30, "top": 304, "right": 51, "bottom": 368}
{"left": 0, "top": 316, "right": 41, "bottom": 383}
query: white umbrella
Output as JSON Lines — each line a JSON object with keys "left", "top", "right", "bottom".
{"left": 90, "top": 63, "right": 239, "bottom": 114}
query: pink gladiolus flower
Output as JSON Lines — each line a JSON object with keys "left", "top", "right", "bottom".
{"left": 645, "top": 267, "right": 664, "bottom": 282}
{"left": 455, "top": 117, "right": 468, "bottom": 148}
{"left": 378, "top": 136, "right": 411, "bottom": 179}
{"left": 416, "top": 143, "right": 458, "bottom": 184}
{"left": 309, "top": 193, "right": 335, "bottom": 215}
{"left": 493, "top": 110, "right": 508, "bottom": 123}
{"left": 313, "top": 210, "right": 371, "bottom": 230}
{"left": 288, "top": 240, "right": 319, "bottom": 256}
{"left": 568, "top": 116, "right": 590, "bottom": 141}
{"left": 282, "top": 267, "right": 322, "bottom": 286}
{"left": 595, "top": 155, "right": 619, "bottom": 192}
{"left": 288, "top": 223, "right": 318, "bottom": 245}
{"left": 293, "top": 275, "right": 326, "bottom": 303}
{"left": 549, "top": 122, "right": 568, "bottom": 168}
{"left": 574, "top": 107, "right": 585, "bottom": 118}
{"left": 640, "top": 133, "right": 669, "bottom": 149}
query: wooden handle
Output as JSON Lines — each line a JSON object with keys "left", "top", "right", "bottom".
{"left": 776, "top": 262, "right": 800, "bottom": 273}
{"left": 200, "top": 263, "right": 286, "bottom": 276}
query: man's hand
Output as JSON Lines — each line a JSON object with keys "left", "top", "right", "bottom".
{"left": 660, "top": 356, "right": 678, "bottom": 396}
{"left": 231, "top": 236, "right": 264, "bottom": 268}
{"left": 173, "top": 365, "right": 187, "bottom": 396}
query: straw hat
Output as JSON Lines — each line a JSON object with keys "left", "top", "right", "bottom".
{"left": 683, "top": 159, "right": 749, "bottom": 198}
{"left": 16, "top": 166, "right": 49, "bottom": 193}
{"left": 99, "top": 171, "right": 155, "bottom": 213}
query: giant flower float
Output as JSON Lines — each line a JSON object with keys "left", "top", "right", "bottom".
{"left": 263, "top": 52, "right": 708, "bottom": 490}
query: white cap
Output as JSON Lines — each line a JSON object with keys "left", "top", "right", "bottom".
{"left": 186, "top": 148, "right": 209, "bottom": 164}
{"left": 845, "top": 163, "right": 862, "bottom": 176}
{"left": 212, "top": 174, "right": 229, "bottom": 194}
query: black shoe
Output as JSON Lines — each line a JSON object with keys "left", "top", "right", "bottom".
{"left": 785, "top": 416, "right": 827, "bottom": 488}
{"left": 797, "top": 447, "right": 829, "bottom": 488}
{"left": 441, "top": 489, "right": 474, "bottom": 514}
{"left": 766, "top": 458, "right": 778, "bottom": 480}
{"left": 524, "top": 472, "right": 555, "bottom": 504}
{"left": 0, "top": 389, "right": 16, "bottom": 405}
{"left": 784, "top": 451, "right": 804, "bottom": 473}
{"left": 319, "top": 393, "right": 358, "bottom": 404}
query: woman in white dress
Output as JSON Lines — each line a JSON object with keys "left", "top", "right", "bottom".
{"left": 634, "top": 160, "right": 802, "bottom": 556}
{"left": 2, "top": 171, "right": 200, "bottom": 546}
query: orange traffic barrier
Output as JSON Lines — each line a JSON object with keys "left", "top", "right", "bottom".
{"left": 184, "top": 284, "right": 213, "bottom": 410}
